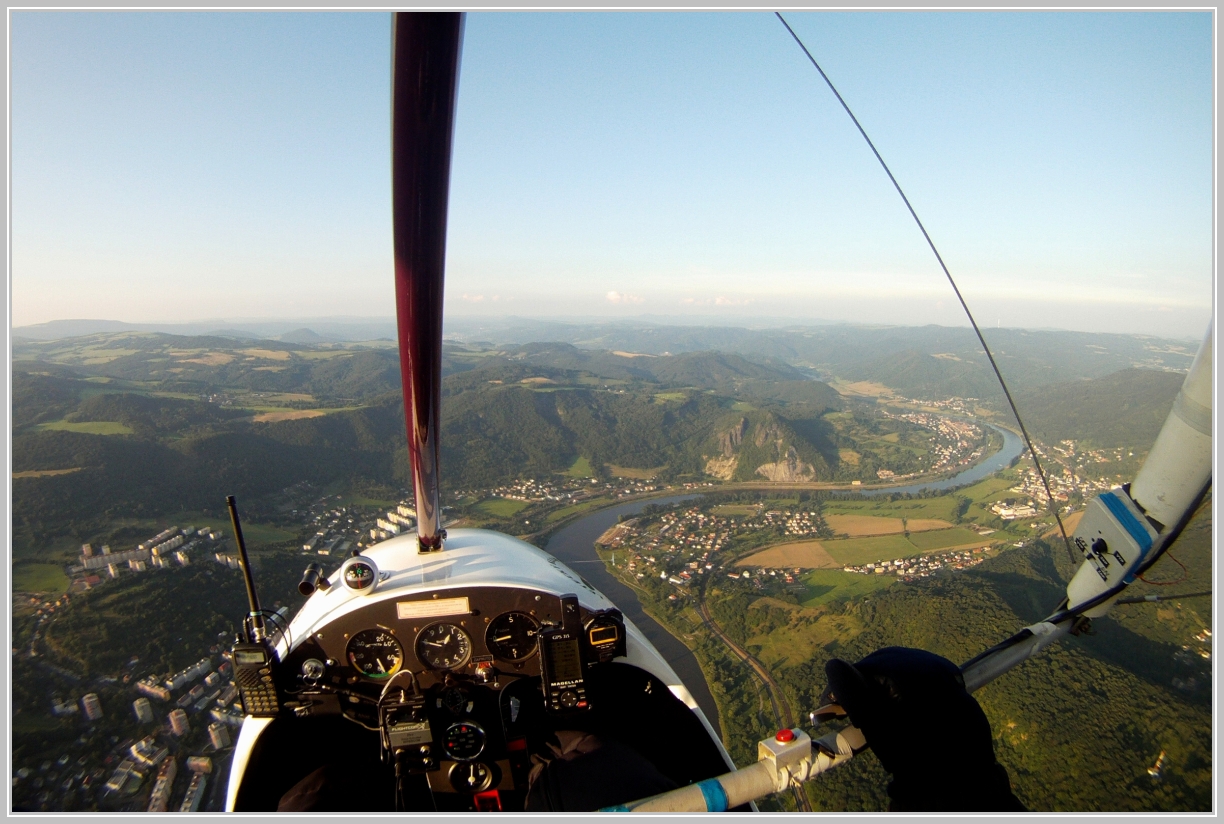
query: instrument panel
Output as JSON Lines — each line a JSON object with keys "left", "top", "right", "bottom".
{"left": 286, "top": 586, "right": 581, "bottom": 692}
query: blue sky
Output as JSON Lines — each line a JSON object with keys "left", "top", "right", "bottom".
{"left": 10, "top": 11, "right": 1214, "bottom": 337}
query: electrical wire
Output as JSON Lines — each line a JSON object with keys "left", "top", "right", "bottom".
{"left": 1137, "top": 550, "right": 1188, "bottom": 586}
{"left": 775, "top": 13, "right": 1076, "bottom": 566}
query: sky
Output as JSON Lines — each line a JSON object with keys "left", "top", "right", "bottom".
{"left": 9, "top": 11, "right": 1215, "bottom": 339}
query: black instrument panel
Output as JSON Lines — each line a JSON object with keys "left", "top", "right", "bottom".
{"left": 287, "top": 586, "right": 574, "bottom": 692}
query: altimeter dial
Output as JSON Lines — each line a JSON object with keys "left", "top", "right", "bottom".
{"left": 416, "top": 622, "right": 472, "bottom": 671}
{"left": 485, "top": 611, "right": 540, "bottom": 662}
{"left": 346, "top": 629, "right": 403, "bottom": 679}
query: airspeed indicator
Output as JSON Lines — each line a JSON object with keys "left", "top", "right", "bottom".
{"left": 346, "top": 629, "right": 403, "bottom": 679}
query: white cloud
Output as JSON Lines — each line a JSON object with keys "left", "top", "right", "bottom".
{"left": 606, "top": 291, "right": 645, "bottom": 305}
{"left": 461, "top": 294, "right": 484, "bottom": 302}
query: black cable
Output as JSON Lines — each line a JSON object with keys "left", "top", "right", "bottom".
{"left": 1115, "top": 590, "right": 1211, "bottom": 605}
{"left": 774, "top": 13, "right": 1076, "bottom": 566}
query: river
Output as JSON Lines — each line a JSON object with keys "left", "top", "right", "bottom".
{"left": 541, "top": 422, "right": 1027, "bottom": 737}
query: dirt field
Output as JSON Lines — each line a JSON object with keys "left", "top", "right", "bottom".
{"left": 240, "top": 348, "right": 292, "bottom": 361}
{"left": 1045, "top": 509, "right": 1085, "bottom": 538}
{"left": 736, "top": 541, "right": 839, "bottom": 569}
{"left": 251, "top": 409, "right": 327, "bottom": 423}
{"left": 174, "top": 351, "right": 235, "bottom": 366}
{"left": 12, "top": 468, "right": 82, "bottom": 479}
{"left": 833, "top": 380, "right": 895, "bottom": 398}
{"left": 825, "top": 514, "right": 954, "bottom": 536}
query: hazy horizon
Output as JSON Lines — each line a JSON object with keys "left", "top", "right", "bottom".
{"left": 11, "top": 312, "right": 1211, "bottom": 344}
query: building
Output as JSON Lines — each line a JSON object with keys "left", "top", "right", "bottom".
{"left": 136, "top": 676, "right": 172, "bottom": 702}
{"left": 133, "top": 697, "right": 155, "bottom": 724}
{"left": 179, "top": 773, "right": 208, "bottom": 812}
{"left": 51, "top": 697, "right": 80, "bottom": 717}
{"left": 81, "top": 693, "right": 103, "bottom": 721}
{"left": 186, "top": 756, "right": 213, "bottom": 774}
{"left": 165, "top": 657, "right": 213, "bottom": 691}
{"left": 208, "top": 721, "right": 232, "bottom": 750}
{"left": 81, "top": 546, "right": 151, "bottom": 570}
{"left": 146, "top": 757, "right": 178, "bottom": 812}
{"left": 168, "top": 708, "right": 189, "bottom": 736}
{"left": 104, "top": 758, "right": 143, "bottom": 795}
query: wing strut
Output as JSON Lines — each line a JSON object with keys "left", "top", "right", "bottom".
{"left": 391, "top": 12, "right": 464, "bottom": 552}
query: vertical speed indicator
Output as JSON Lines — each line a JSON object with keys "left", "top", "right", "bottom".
{"left": 485, "top": 611, "right": 540, "bottom": 662}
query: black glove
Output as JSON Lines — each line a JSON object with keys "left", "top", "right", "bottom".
{"left": 821, "top": 647, "right": 1025, "bottom": 811}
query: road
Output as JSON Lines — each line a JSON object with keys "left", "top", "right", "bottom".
{"left": 696, "top": 600, "right": 813, "bottom": 813}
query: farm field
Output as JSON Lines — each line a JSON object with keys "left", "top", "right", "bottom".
{"left": 904, "top": 527, "right": 989, "bottom": 551}
{"left": 34, "top": 420, "right": 134, "bottom": 435}
{"left": 740, "top": 528, "right": 998, "bottom": 569}
{"left": 12, "top": 468, "right": 82, "bottom": 479}
{"left": 822, "top": 497, "right": 960, "bottom": 521}
{"left": 825, "top": 514, "right": 954, "bottom": 536}
{"left": 476, "top": 498, "right": 530, "bottom": 518}
{"left": 711, "top": 504, "right": 760, "bottom": 516}
{"left": 734, "top": 541, "right": 838, "bottom": 569}
{"left": 251, "top": 409, "right": 327, "bottom": 423}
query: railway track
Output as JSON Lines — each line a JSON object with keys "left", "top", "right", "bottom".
{"left": 696, "top": 600, "right": 813, "bottom": 813}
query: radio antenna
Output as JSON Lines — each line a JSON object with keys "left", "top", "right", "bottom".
{"left": 226, "top": 495, "right": 267, "bottom": 643}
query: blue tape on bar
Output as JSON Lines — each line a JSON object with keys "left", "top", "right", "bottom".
{"left": 1100, "top": 492, "right": 1153, "bottom": 584}
{"left": 1100, "top": 492, "right": 1153, "bottom": 555}
{"left": 697, "top": 778, "right": 729, "bottom": 812}
{"left": 600, "top": 804, "right": 630, "bottom": 812}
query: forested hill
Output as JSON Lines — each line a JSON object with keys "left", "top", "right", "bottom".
{"left": 445, "top": 320, "right": 1200, "bottom": 400}
{"left": 1005, "top": 368, "right": 1185, "bottom": 449}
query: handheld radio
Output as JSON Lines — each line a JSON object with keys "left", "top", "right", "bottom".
{"left": 227, "top": 496, "right": 281, "bottom": 717}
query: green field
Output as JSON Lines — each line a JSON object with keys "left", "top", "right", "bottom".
{"left": 545, "top": 497, "right": 609, "bottom": 524}
{"left": 12, "top": 562, "right": 70, "bottom": 593}
{"left": 476, "top": 498, "right": 529, "bottom": 518}
{"left": 564, "top": 456, "right": 594, "bottom": 478}
{"left": 822, "top": 497, "right": 959, "bottom": 521}
{"left": 35, "top": 420, "right": 134, "bottom": 435}
{"left": 819, "top": 527, "right": 990, "bottom": 566}
{"left": 959, "top": 475, "right": 1019, "bottom": 503}
{"left": 904, "top": 527, "right": 988, "bottom": 551}
{"left": 799, "top": 568, "right": 897, "bottom": 608}
{"left": 653, "top": 392, "right": 688, "bottom": 402}
{"left": 711, "top": 504, "right": 760, "bottom": 516}
{"left": 821, "top": 534, "right": 917, "bottom": 566}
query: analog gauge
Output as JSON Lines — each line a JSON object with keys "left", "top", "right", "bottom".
{"left": 416, "top": 623, "right": 472, "bottom": 671}
{"left": 345, "top": 629, "right": 403, "bottom": 679}
{"left": 442, "top": 721, "right": 487, "bottom": 761}
{"left": 300, "top": 658, "right": 326, "bottom": 682}
{"left": 485, "top": 612, "right": 540, "bottom": 662}
{"left": 442, "top": 686, "right": 470, "bottom": 715}
{"left": 449, "top": 761, "right": 494, "bottom": 793}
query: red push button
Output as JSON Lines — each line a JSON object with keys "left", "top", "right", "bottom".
{"left": 775, "top": 729, "right": 795, "bottom": 742}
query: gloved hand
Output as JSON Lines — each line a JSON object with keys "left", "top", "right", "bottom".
{"left": 820, "top": 647, "right": 1025, "bottom": 811}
